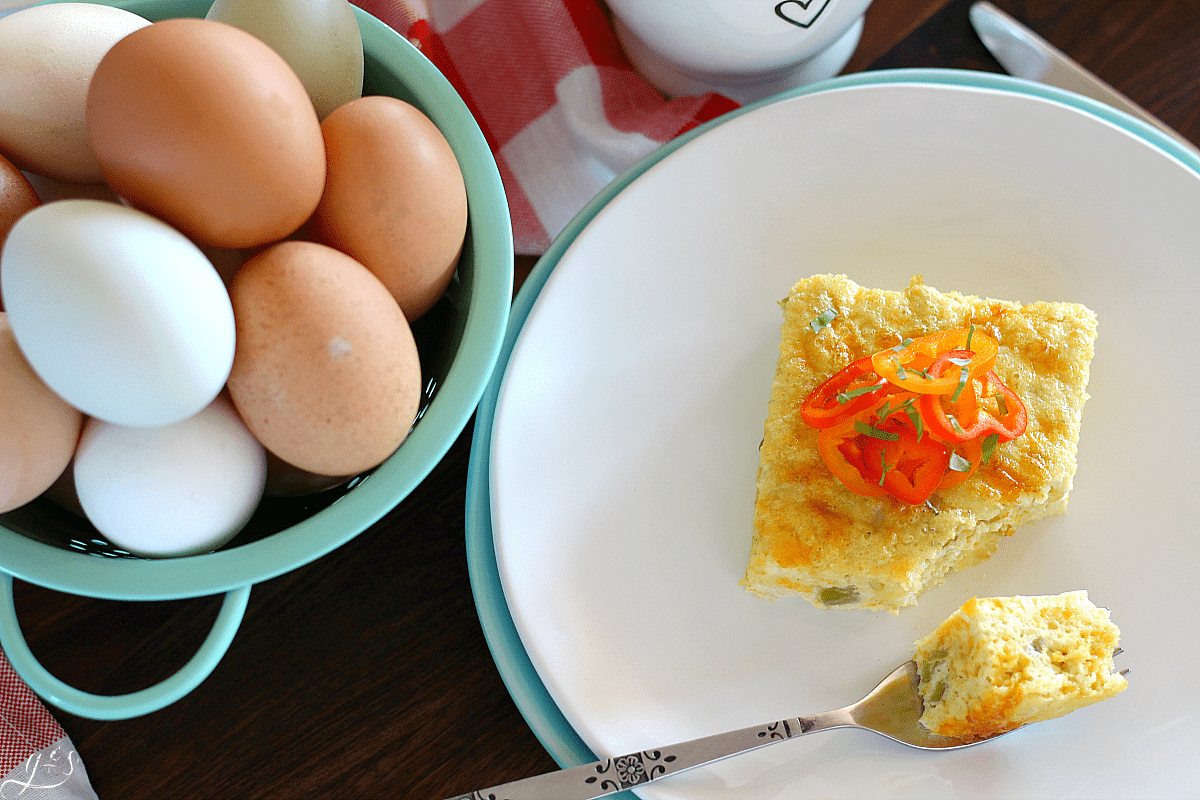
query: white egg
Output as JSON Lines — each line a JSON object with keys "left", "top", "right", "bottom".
{"left": 73, "top": 395, "right": 267, "bottom": 558}
{"left": 206, "top": 0, "right": 363, "bottom": 120}
{"left": 0, "top": 199, "right": 235, "bottom": 427}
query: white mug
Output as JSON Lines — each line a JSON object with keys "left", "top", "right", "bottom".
{"left": 609, "top": 0, "right": 875, "bottom": 103}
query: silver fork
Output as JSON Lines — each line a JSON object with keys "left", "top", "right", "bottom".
{"left": 450, "top": 660, "right": 1001, "bottom": 800}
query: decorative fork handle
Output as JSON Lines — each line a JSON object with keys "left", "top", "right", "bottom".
{"left": 448, "top": 709, "right": 853, "bottom": 800}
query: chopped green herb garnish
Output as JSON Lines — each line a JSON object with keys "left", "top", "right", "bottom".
{"left": 809, "top": 308, "right": 837, "bottom": 333}
{"left": 835, "top": 384, "right": 880, "bottom": 404}
{"left": 966, "top": 323, "right": 975, "bottom": 351}
{"left": 854, "top": 421, "right": 899, "bottom": 440}
{"left": 876, "top": 397, "right": 915, "bottom": 425}
{"left": 948, "top": 415, "right": 966, "bottom": 437}
{"left": 995, "top": 392, "right": 1009, "bottom": 417}
{"left": 903, "top": 405, "right": 924, "bottom": 440}
{"left": 892, "top": 337, "right": 914, "bottom": 352}
{"left": 948, "top": 451, "right": 972, "bottom": 472}
{"left": 980, "top": 433, "right": 999, "bottom": 464}
{"left": 950, "top": 365, "right": 970, "bottom": 402}
{"left": 890, "top": 397, "right": 917, "bottom": 423}
{"left": 896, "top": 364, "right": 907, "bottom": 380}
{"left": 878, "top": 452, "right": 892, "bottom": 486}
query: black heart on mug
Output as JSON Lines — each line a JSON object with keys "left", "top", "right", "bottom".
{"left": 775, "top": 0, "right": 831, "bottom": 28}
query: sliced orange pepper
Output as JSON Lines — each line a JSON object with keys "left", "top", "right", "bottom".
{"left": 871, "top": 328, "right": 997, "bottom": 394}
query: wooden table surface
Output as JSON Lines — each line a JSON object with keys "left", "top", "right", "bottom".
{"left": 12, "top": 1, "right": 1199, "bottom": 797}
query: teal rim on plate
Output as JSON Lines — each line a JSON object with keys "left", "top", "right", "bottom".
{"left": 464, "top": 67, "right": 1200, "bottom": 775}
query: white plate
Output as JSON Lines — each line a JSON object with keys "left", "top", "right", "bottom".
{"left": 472, "top": 70, "right": 1200, "bottom": 799}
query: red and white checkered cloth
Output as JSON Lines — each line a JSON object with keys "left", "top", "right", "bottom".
{"left": 0, "top": 651, "right": 95, "bottom": 799}
{"left": 351, "top": 0, "right": 739, "bottom": 255}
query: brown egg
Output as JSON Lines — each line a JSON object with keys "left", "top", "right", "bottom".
{"left": 310, "top": 95, "right": 467, "bottom": 321}
{"left": 227, "top": 241, "right": 421, "bottom": 476}
{"left": 1, "top": 153, "right": 41, "bottom": 244}
{"left": 1, "top": 313, "right": 84, "bottom": 513}
{"left": 86, "top": 18, "right": 325, "bottom": 249}
{"left": 0, "top": 153, "right": 40, "bottom": 311}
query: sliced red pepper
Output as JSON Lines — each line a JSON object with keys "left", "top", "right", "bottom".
{"left": 800, "top": 356, "right": 893, "bottom": 429}
{"left": 816, "top": 411, "right": 888, "bottom": 498}
{"left": 978, "top": 370, "right": 1028, "bottom": 441}
{"left": 920, "top": 352, "right": 1027, "bottom": 443}
{"left": 917, "top": 350, "right": 984, "bottom": 443}
{"left": 804, "top": 326, "right": 1027, "bottom": 503}
{"left": 871, "top": 327, "right": 997, "bottom": 394}
{"left": 860, "top": 417, "right": 950, "bottom": 505}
